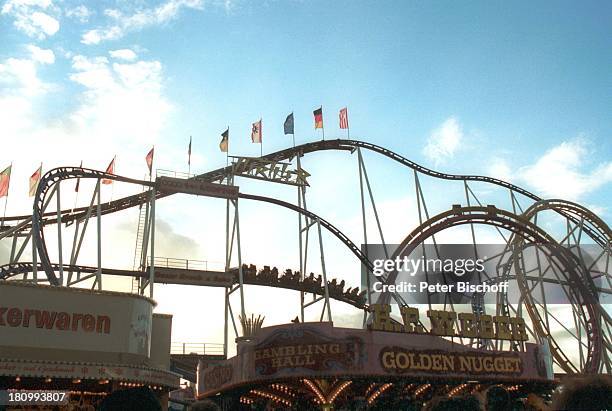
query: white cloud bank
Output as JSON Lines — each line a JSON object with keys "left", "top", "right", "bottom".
{"left": 81, "top": 0, "right": 203, "bottom": 45}
{"left": 109, "top": 49, "right": 138, "bottom": 61}
{"left": 488, "top": 139, "right": 612, "bottom": 201}
{"left": 26, "top": 44, "right": 55, "bottom": 64}
{"left": 423, "top": 116, "right": 463, "bottom": 164}
{"left": 65, "top": 4, "right": 91, "bottom": 23}
{"left": 1, "top": 0, "right": 59, "bottom": 39}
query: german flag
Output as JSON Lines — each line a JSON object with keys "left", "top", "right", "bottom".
{"left": 313, "top": 107, "right": 323, "bottom": 129}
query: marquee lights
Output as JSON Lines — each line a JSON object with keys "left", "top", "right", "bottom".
{"left": 414, "top": 383, "right": 431, "bottom": 398}
{"left": 249, "top": 389, "right": 292, "bottom": 407}
{"left": 302, "top": 379, "right": 326, "bottom": 404}
{"left": 367, "top": 383, "right": 392, "bottom": 404}
{"left": 329, "top": 381, "right": 352, "bottom": 403}
{"left": 448, "top": 383, "right": 469, "bottom": 397}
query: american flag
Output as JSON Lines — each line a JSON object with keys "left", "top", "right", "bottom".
{"left": 339, "top": 107, "right": 349, "bottom": 129}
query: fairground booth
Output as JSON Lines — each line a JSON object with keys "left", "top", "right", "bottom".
{"left": 197, "top": 305, "right": 556, "bottom": 410}
{"left": 0, "top": 281, "right": 180, "bottom": 409}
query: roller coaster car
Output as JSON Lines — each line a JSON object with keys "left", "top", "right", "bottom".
{"left": 279, "top": 269, "right": 294, "bottom": 285}
{"left": 451, "top": 204, "right": 463, "bottom": 215}
{"left": 486, "top": 205, "right": 497, "bottom": 216}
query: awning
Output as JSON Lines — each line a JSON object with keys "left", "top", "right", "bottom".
{"left": 0, "top": 358, "right": 180, "bottom": 388}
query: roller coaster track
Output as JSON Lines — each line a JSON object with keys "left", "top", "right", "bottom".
{"left": 17, "top": 166, "right": 376, "bottom": 287}
{"left": 2, "top": 138, "right": 607, "bottom": 257}
{"left": 385, "top": 205, "right": 606, "bottom": 373}
{"left": 0, "top": 262, "right": 368, "bottom": 310}
{"left": 1, "top": 140, "right": 609, "bottom": 373}
{"left": 2, "top": 139, "right": 544, "bottom": 230}
{"left": 0, "top": 139, "right": 604, "bottom": 302}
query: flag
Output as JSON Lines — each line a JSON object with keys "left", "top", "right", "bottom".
{"left": 146, "top": 147, "right": 154, "bottom": 175}
{"left": 75, "top": 160, "right": 82, "bottom": 192}
{"left": 313, "top": 107, "right": 323, "bottom": 129}
{"left": 0, "top": 165, "right": 11, "bottom": 198}
{"left": 339, "top": 107, "right": 349, "bottom": 129}
{"left": 29, "top": 164, "right": 42, "bottom": 197}
{"left": 188, "top": 136, "right": 192, "bottom": 166}
{"left": 102, "top": 157, "right": 115, "bottom": 185}
{"left": 220, "top": 128, "right": 229, "bottom": 152}
{"left": 284, "top": 113, "right": 294, "bottom": 135}
{"left": 251, "top": 119, "right": 262, "bottom": 143}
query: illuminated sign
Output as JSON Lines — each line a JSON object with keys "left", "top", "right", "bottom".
{"left": 231, "top": 157, "right": 310, "bottom": 186}
{"left": 157, "top": 176, "right": 238, "bottom": 199}
{"left": 253, "top": 329, "right": 363, "bottom": 376}
{"left": 370, "top": 304, "right": 528, "bottom": 341}
{"left": 380, "top": 348, "right": 522, "bottom": 375}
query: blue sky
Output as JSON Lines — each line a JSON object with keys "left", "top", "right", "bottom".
{"left": 1, "top": 0, "right": 610, "bottom": 207}
{"left": 1, "top": 0, "right": 611, "bottom": 354}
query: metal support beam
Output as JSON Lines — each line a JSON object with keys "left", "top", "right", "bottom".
{"left": 56, "top": 181, "right": 64, "bottom": 285}
{"left": 317, "top": 218, "right": 332, "bottom": 323}
{"left": 149, "top": 188, "right": 156, "bottom": 298}
{"left": 96, "top": 179, "right": 102, "bottom": 290}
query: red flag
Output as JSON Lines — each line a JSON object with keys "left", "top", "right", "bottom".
{"left": 75, "top": 160, "right": 83, "bottom": 192}
{"left": 102, "top": 157, "right": 115, "bottom": 185}
{"left": 0, "top": 165, "right": 11, "bottom": 198}
{"left": 339, "top": 107, "right": 349, "bottom": 129}
{"left": 146, "top": 147, "right": 154, "bottom": 175}
{"left": 29, "top": 164, "right": 42, "bottom": 197}
{"left": 313, "top": 107, "right": 323, "bottom": 129}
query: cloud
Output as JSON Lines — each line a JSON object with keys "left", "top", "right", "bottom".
{"left": 65, "top": 4, "right": 91, "bottom": 23}
{"left": 26, "top": 44, "right": 55, "bottom": 64}
{"left": 423, "top": 117, "right": 463, "bottom": 164}
{"left": 487, "top": 158, "right": 513, "bottom": 182}
{"left": 109, "top": 49, "right": 138, "bottom": 61}
{"left": 68, "top": 55, "right": 171, "bottom": 144}
{"left": 518, "top": 139, "right": 612, "bottom": 200}
{"left": 0, "top": 56, "right": 50, "bottom": 96}
{"left": 487, "top": 139, "right": 612, "bottom": 201}
{"left": 81, "top": 0, "right": 203, "bottom": 45}
{"left": 1, "top": 0, "right": 59, "bottom": 39}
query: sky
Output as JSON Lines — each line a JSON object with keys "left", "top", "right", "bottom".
{"left": 1, "top": 0, "right": 611, "bottom": 363}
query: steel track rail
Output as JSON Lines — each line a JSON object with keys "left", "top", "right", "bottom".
{"left": 0, "top": 262, "right": 368, "bottom": 310}
{"left": 384, "top": 205, "right": 604, "bottom": 373}
{"left": 2, "top": 139, "right": 545, "bottom": 229}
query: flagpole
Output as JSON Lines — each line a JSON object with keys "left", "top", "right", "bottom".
{"left": 226, "top": 126, "right": 229, "bottom": 167}
{"left": 188, "top": 136, "right": 192, "bottom": 176}
{"left": 321, "top": 105, "right": 325, "bottom": 141}
{"left": 149, "top": 145, "right": 154, "bottom": 182}
{"left": 73, "top": 161, "right": 82, "bottom": 212}
{"left": 1, "top": 197, "right": 7, "bottom": 229}
{"left": 110, "top": 156, "right": 116, "bottom": 203}
{"left": 260, "top": 118, "right": 263, "bottom": 158}
{"left": 1, "top": 162, "right": 12, "bottom": 229}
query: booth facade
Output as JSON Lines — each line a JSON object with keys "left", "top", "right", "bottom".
{"left": 198, "top": 322, "right": 555, "bottom": 410}
{"left": 0, "top": 282, "right": 180, "bottom": 409}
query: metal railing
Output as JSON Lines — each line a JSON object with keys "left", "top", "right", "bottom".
{"left": 149, "top": 257, "right": 225, "bottom": 271}
{"left": 156, "top": 169, "right": 197, "bottom": 179}
{"left": 171, "top": 342, "right": 225, "bottom": 355}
